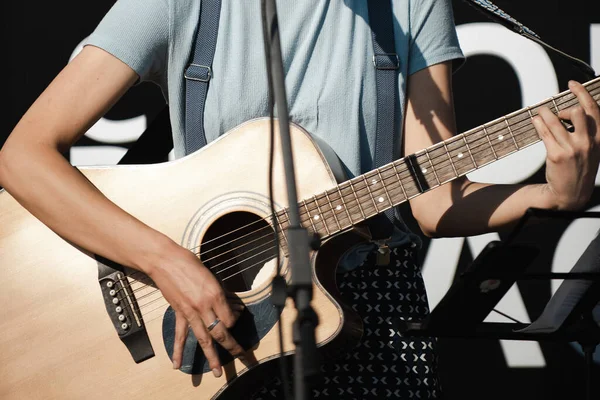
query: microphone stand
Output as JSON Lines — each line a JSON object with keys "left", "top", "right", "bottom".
{"left": 262, "top": 1, "right": 320, "bottom": 399}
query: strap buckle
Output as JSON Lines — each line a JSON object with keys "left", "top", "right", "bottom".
{"left": 372, "top": 53, "right": 400, "bottom": 70}
{"left": 373, "top": 238, "right": 392, "bottom": 266}
{"left": 184, "top": 63, "right": 212, "bottom": 82}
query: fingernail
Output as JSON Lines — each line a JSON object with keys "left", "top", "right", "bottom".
{"left": 212, "top": 368, "right": 222, "bottom": 378}
{"left": 173, "top": 360, "right": 180, "bottom": 369}
{"left": 568, "top": 80, "right": 576, "bottom": 89}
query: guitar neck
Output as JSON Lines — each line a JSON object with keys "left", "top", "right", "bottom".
{"left": 275, "top": 76, "right": 600, "bottom": 245}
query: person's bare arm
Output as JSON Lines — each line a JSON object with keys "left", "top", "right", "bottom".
{"left": 403, "top": 62, "right": 600, "bottom": 237}
{"left": 0, "top": 45, "right": 246, "bottom": 375}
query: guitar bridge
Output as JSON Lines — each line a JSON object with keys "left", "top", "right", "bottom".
{"left": 96, "top": 255, "right": 155, "bottom": 363}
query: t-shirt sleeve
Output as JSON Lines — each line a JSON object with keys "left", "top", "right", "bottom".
{"left": 83, "top": 0, "right": 170, "bottom": 82}
{"left": 407, "top": 0, "right": 465, "bottom": 76}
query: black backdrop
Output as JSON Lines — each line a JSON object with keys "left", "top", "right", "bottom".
{"left": 4, "top": 1, "right": 600, "bottom": 399}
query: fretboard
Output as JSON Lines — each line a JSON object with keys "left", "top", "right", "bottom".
{"left": 275, "top": 76, "right": 600, "bottom": 247}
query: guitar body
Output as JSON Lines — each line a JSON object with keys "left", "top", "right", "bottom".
{"left": 0, "top": 119, "right": 364, "bottom": 400}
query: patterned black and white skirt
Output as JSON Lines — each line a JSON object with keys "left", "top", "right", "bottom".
{"left": 252, "top": 242, "right": 442, "bottom": 399}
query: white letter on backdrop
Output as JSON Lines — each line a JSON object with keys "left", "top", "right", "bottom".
{"left": 592, "top": 25, "right": 600, "bottom": 76}
{"left": 455, "top": 23, "right": 558, "bottom": 184}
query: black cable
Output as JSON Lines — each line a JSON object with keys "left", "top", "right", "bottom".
{"left": 261, "top": 1, "right": 292, "bottom": 399}
{"left": 491, "top": 308, "right": 522, "bottom": 324}
{"left": 461, "top": 0, "right": 597, "bottom": 80}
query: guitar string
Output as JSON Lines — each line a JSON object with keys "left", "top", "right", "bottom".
{"left": 124, "top": 84, "right": 600, "bottom": 289}
{"left": 118, "top": 243, "right": 274, "bottom": 303}
{"left": 123, "top": 86, "right": 600, "bottom": 306}
{"left": 119, "top": 85, "right": 600, "bottom": 312}
{"left": 291, "top": 86, "right": 600, "bottom": 222}
{"left": 130, "top": 89, "right": 600, "bottom": 326}
{"left": 186, "top": 79, "right": 600, "bottom": 244}
{"left": 128, "top": 124, "right": 576, "bottom": 320}
{"left": 122, "top": 86, "right": 600, "bottom": 304}
{"left": 121, "top": 253, "right": 277, "bottom": 325}
{"left": 143, "top": 254, "right": 278, "bottom": 325}
{"left": 138, "top": 81, "right": 600, "bottom": 275}
{"left": 188, "top": 217, "right": 278, "bottom": 256}
{"left": 131, "top": 91, "right": 579, "bottom": 323}
{"left": 188, "top": 82, "right": 600, "bottom": 239}
{"left": 301, "top": 84, "right": 600, "bottom": 207}
{"left": 102, "top": 79, "right": 600, "bottom": 326}
{"left": 115, "top": 231, "right": 278, "bottom": 298}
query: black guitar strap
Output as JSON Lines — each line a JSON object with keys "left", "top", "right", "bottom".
{"left": 364, "top": 0, "right": 402, "bottom": 243}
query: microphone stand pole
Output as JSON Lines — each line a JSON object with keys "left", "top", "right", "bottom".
{"left": 263, "top": 1, "right": 320, "bottom": 399}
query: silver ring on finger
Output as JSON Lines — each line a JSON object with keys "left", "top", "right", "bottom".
{"left": 206, "top": 318, "right": 221, "bottom": 332}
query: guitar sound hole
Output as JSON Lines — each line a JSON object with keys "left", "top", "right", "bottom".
{"left": 200, "top": 211, "right": 278, "bottom": 292}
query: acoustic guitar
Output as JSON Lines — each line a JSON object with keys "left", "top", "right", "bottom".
{"left": 1, "top": 77, "right": 599, "bottom": 400}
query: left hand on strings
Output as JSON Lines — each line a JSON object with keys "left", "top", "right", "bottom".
{"left": 533, "top": 80, "right": 600, "bottom": 210}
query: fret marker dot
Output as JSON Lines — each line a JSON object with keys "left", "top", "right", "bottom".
{"left": 457, "top": 153, "right": 464, "bottom": 159}
{"left": 498, "top": 135, "right": 504, "bottom": 141}
{"left": 314, "top": 215, "right": 320, "bottom": 220}
{"left": 336, "top": 205, "right": 342, "bottom": 211}
{"left": 371, "top": 179, "right": 378, "bottom": 185}
{"left": 378, "top": 197, "right": 384, "bottom": 203}
{"left": 421, "top": 168, "right": 427, "bottom": 173}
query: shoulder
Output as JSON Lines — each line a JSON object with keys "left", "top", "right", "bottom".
{"left": 85, "top": 0, "right": 200, "bottom": 81}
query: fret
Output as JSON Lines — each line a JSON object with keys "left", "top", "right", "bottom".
{"left": 301, "top": 200, "right": 318, "bottom": 233}
{"left": 279, "top": 209, "right": 291, "bottom": 247}
{"left": 442, "top": 141, "right": 459, "bottom": 177}
{"left": 391, "top": 162, "right": 409, "bottom": 201}
{"left": 277, "top": 228, "right": 289, "bottom": 249}
{"left": 312, "top": 195, "right": 330, "bottom": 236}
{"left": 486, "top": 122, "right": 513, "bottom": 157}
{"left": 281, "top": 208, "right": 290, "bottom": 227}
{"left": 363, "top": 175, "right": 380, "bottom": 212}
{"left": 510, "top": 121, "right": 533, "bottom": 147}
{"left": 449, "top": 138, "right": 471, "bottom": 175}
{"left": 336, "top": 186, "right": 355, "bottom": 225}
{"left": 503, "top": 116, "right": 520, "bottom": 150}
{"left": 275, "top": 212, "right": 287, "bottom": 241}
{"left": 423, "top": 149, "right": 441, "bottom": 186}
{"left": 414, "top": 156, "right": 427, "bottom": 176}
{"left": 461, "top": 136, "right": 478, "bottom": 168}
{"left": 551, "top": 95, "right": 560, "bottom": 114}
{"left": 525, "top": 106, "right": 538, "bottom": 142}
{"left": 525, "top": 106, "right": 535, "bottom": 122}
{"left": 560, "top": 93, "right": 578, "bottom": 110}
{"left": 371, "top": 176, "right": 391, "bottom": 210}
{"left": 483, "top": 126, "right": 498, "bottom": 160}
{"left": 348, "top": 179, "right": 368, "bottom": 220}
{"left": 323, "top": 191, "right": 343, "bottom": 231}
{"left": 376, "top": 169, "right": 394, "bottom": 207}
{"left": 513, "top": 105, "right": 547, "bottom": 150}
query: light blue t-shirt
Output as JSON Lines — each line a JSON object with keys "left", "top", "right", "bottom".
{"left": 85, "top": 0, "right": 463, "bottom": 173}
{"left": 85, "top": 0, "right": 464, "bottom": 266}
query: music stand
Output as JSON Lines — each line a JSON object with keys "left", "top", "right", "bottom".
{"left": 400, "top": 208, "right": 600, "bottom": 400}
